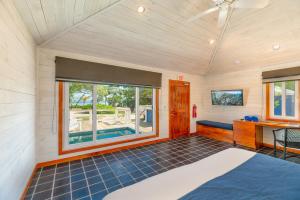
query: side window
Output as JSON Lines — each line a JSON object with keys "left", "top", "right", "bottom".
{"left": 270, "top": 81, "right": 298, "bottom": 120}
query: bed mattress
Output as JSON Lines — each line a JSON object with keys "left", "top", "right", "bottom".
{"left": 104, "top": 148, "right": 255, "bottom": 200}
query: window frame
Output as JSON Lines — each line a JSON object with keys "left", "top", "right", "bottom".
{"left": 58, "top": 81, "right": 160, "bottom": 155}
{"left": 266, "top": 81, "right": 299, "bottom": 121}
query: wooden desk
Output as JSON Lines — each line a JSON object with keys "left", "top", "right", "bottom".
{"left": 233, "top": 120, "right": 300, "bottom": 149}
{"left": 256, "top": 121, "right": 300, "bottom": 129}
{"left": 233, "top": 120, "right": 263, "bottom": 149}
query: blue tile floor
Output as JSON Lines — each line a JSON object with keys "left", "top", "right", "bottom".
{"left": 24, "top": 135, "right": 300, "bottom": 200}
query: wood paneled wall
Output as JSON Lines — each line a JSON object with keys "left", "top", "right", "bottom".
{"left": 201, "top": 69, "right": 263, "bottom": 123}
{"left": 0, "top": 1, "right": 36, "bottom": 199}
{"left": 37, "top": 48, "right": 203, "bottom": 163}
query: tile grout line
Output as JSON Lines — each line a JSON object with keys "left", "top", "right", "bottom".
{"left": 50, "top": 165, "right": 57, "bottom": 200}
{"left": 69, "top": 162, "right": 73, "bottom": 200}
{"left": 92, "top": 156, "right": 109, "bottom": 194}
{"left": 81, "top": 160, "right": 93, "bottom": 199}
{"left": 25, "top": 136, "right": 299, "bottom": 200}
{"left": 103, "top": 156, "right": 124, "bottom": 188}
{"left": 120, "top": 150, "right": 147, "bottom": 180}
{"left": 30, "top": 168, "right": 43, "bottom": 200}
{"left": 30, "top": 172, "right": 110, "bottom": 196}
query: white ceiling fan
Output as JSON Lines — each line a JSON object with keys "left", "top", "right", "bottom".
{"left": 188, "top": 0, "right": 270, "bottom": 27}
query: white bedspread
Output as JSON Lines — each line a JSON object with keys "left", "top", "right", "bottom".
{"left": 104, "top": 148, "right": 256, "bottom": 200}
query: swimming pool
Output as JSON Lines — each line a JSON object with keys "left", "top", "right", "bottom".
{"left": 69, "top": 127, "right": 136, "bottom": 144}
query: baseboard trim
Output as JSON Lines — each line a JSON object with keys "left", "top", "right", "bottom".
{"left": 20, "top": 165, "right": 38, "bottom": 200}
{"left": 263, "top": 143, "right": 300, "bottom": 154}
{"left": 21, "top": 137, "right": 170, "bottom": 199}
{"left": 37, "top": 138, "right": 170, "bottom": 168}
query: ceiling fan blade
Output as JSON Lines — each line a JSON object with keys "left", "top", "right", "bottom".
{"left": 232, "top": 0, "right": 270, "bottom": 9}
{"left": 187, "top": 6, "right": 219, "bottom": 22}
{"left": 218, "top": 5, "right": 228, "bottom": 28}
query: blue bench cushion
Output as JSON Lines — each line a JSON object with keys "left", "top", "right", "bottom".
{"left": 197, "top": 120, "right": 233, "bottom": 130}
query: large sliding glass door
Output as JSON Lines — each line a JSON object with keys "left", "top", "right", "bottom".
{"left": 95, "top": 84, "right": 136, "bottom": 141}
{"left": 139, "top": 87, "right": 154, "bottom": 134}
{"left": 67, "top": 82, "right": 93, "bottom": 145}
{"left": 64, "top": 82, "right": 156, "bottom": 149}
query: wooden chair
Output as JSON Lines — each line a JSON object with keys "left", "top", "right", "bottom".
{"left": 273, "top": 128, "right": 300, "bottom": 159}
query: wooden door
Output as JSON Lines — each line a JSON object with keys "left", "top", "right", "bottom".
{"left": 169, "top": 80, "right": 190, "bottom": 139}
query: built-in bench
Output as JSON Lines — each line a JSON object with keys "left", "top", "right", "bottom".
{"left": 196, "top": 120, "right": 233, "bottom": 143}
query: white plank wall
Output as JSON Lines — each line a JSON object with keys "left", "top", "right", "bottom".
{"left": 0, "top": 1, "right": 36, "bottom": 199}
{"left": 200, "top": 69, "right": 263, "bottom": 123}
{"left": 37, "top": 48, "right": 203, "bottom": 163}
{"left": 199, "top": 68, "right": 287, "bottom": 144}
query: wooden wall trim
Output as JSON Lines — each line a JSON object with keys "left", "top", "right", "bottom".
{"left": 20, "top": 166, "right": 38, "bottom": 200}
{"left": 58, "top": 84, "right": 160, "bottom": 155}
{"left": 61, "top": 135, "right": 159, "bottom": 155}
{"left": 38, "top": 138, "right": 169, "bottom": 168}
{"left": 265, "top": 81, "right": 300, "bottom": 122}
{"left": 21, "top": 137, "right": 169, "bottom": 199}
{"left": 156, "top": 89, "right": 160, "bottom": 136}
{"left": 265, "top": 83, "right": 270, "bottom": 120}
{"left": 58, "top": 82, "right": 64, "bottom": 155}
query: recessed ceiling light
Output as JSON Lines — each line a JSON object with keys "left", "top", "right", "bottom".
{"left": 234, "top": 60, "right": 241, "bottom": 64}
{"left": 138, "top": 6, "right": 145, "bottom": 13}
{"left": 272, "top": 44, "right": 280, "bottom": 50}
{"left": 209, "top": 39, "right": 215, "bottom": 45}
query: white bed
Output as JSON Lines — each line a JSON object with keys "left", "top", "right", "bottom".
{"left": 104, "top": 148, "right": 256, "bottom": 200}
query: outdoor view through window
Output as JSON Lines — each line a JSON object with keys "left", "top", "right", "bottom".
{"left": 66, "top": 82, "right": 155, "bottom": 145}
{"left": 272, "top": 80, "right": 297, "bottom": 119}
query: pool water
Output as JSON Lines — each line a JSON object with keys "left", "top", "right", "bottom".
{"left": 96, "top": 127, "right": 136, "bottom": 139}
{"left": 69, "top": 127, "right": 136, "bottom": 144}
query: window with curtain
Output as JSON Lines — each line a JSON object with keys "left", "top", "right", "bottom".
{"left": 64, "top": 82, "right": 156, "bottom": 147}
{"left": 269, "top": 80, "right": 299, "bottom": 120}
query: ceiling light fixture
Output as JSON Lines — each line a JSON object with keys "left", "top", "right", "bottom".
{"left": 234, "top": 60, "right": 241, "bottom": 64}
{"left": 209, "top": 39, "right": 215, "bottom": 45}
{"left": 138, "top": 6, "right": 145, "bottom": 13}
{"left": 272, "top": 44, "right": 280, "bottom": 51}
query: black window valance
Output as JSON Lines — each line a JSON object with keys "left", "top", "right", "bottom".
{"left": 55, "top": 57, "right": 162, "bottom": 88}
{"left": 262, "top": 66, "right": 300, "bottom": 83}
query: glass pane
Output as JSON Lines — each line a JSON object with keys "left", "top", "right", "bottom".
{"left": 274, "top": 82, "right": 282, "bottom": 116}
{"left": 96, "top": 84, "right": 136, "bottom": 140}
{"left": 139, "top": 88, "right": 153, "bottom": 134}
{"left": 285, "top": 81, "right": 295, "bottom": 117}
{"left": 68, "top": 83, "right": 93, "bottom": 144}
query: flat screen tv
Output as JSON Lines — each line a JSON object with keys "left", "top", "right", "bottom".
{"left": 211, "top": 89, "right": 243, "bottom": 106}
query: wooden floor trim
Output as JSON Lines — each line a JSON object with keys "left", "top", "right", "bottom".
{"left": 21, "top": 137, "right": 169, "bottom": 199}
{"left": 22, "top": 138, "right": 300, "bottom": 199}
{"left": 60, "top": 135, "right": 159, "bottom": 155}
{"left": 37, "top": 138, "right": 170, "bottom": 168}
{"left": 20, "top": 165, "right": 38, "bottom": 200}
{"left": 263, "top": 143, "right": 300, "bottom": 155}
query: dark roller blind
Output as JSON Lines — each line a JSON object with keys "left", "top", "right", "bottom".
{"left": 55, "top": 57, "right": 162, "bottom": 88}
{"left": 262, "top": 66, "right": 300, "bottom": 80}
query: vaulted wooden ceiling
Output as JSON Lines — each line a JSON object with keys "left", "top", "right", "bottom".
{"left": 13, "top": 0, "right": 300, "bottom": 75}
